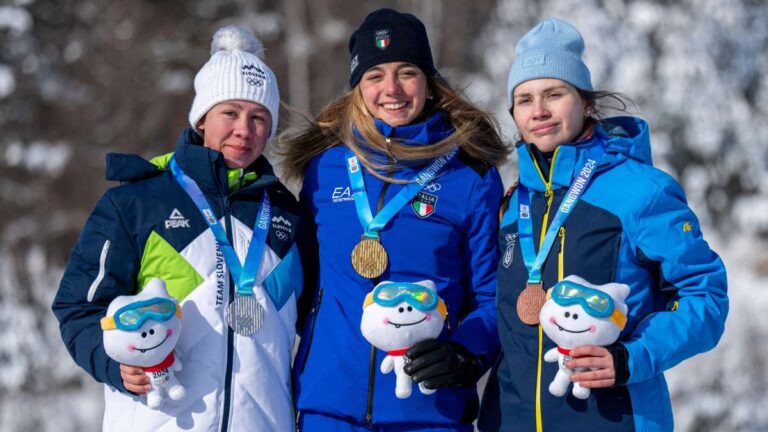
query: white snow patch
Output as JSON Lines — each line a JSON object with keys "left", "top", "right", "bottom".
{"left": 160, "top": 70, "right": 192, "bottom": 94}
{"left": 0, "top": 6, "right": 32, "bottom": 35}
{"left": 4, "top": 141, "right": 73, "bottom": 176}
{"left": 0, "top": 65, "right": 15, "bottom": 99}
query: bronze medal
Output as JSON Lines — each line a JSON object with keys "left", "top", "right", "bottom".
{"left": 351, "top": 237, "right": 388, "bottom": 279}
{"left": 516, "top": 282, "right": 546, "bottom": 325}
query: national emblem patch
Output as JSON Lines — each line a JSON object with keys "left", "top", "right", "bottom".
{"left": 375, "top": 29, "right": 390, "bottom": 50}
{"left": 412, "top": 191, "right": 437, "bottom": 218}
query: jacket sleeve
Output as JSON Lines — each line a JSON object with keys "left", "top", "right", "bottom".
{"left": 449, "top": 167, "right": 504, "bottom": 371}
{"left": 52, "top": 192, "right": 139, "bottom": 392}
{"left": 623, "top": 176, "right": 728, "bottom": 384}
{"left": 295, "top": 164, "right": 321, "bottom": 332}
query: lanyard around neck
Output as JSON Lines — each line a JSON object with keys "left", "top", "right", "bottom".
{"left": 505, "top": 143, "right": 605, "bottom": 284}
{"left": 170, "top": 156, "right": 271, "bottom": 296}
{"left": 345, "top": 146, "right": 458, "bottom": 239}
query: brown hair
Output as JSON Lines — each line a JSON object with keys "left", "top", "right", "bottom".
{"left": 277, "top": 75, "right": 510, "bottom": 184}
{"left": 578, "top": 89, "right": 635, "bottom": 120}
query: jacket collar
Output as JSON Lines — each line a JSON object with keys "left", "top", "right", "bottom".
{"left": 373, "top": 111, "right": 454, "bottom": 146}
{"left": 174, "top": 129, "right": 279, "bottom": 195}
{"left": 517, "top": 116, "right": 652, "bottom": 193}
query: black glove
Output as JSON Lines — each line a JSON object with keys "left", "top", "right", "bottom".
{"left": 606, "top": 342, "right": 630, "bottom": 386}
{"left": 403, "top": 339, "right": 481, "bottom": 389}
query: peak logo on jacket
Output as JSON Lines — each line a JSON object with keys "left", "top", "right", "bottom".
{"left": 165, "top": 209, "right": 190, "bottom": 229}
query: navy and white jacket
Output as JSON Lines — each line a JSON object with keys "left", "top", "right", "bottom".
{"left": 294, "top": 112, "right": 503, "bottom": 426}
{"left": 53, "top": 129, "right": 307, "bottom": 431}
{"left": 479, "top": 117, "right": 728, "bottom": 432}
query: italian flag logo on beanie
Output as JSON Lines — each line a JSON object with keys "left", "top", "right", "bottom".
{"left": 375, "top": 29, "right": 390, "bottom": 50}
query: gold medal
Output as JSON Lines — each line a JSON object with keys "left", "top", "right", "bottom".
{"left": 351, "top": 237, "right": 388, "bottom": 279}
{"left": 516, "top": 282, "right": 546, "bottom": 325}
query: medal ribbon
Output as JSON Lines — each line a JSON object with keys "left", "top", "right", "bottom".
{"left": 170, "top": 156, "right": 271, "bottom": 296}
{"left": 503, "top": 143, "right": 605, "bottom": 284}
{"left": 345, "top": 147, "right": 459, "bottom": 239}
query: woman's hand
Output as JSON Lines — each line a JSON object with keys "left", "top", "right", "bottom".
{"left": 120, "top": 364, "right": 151, "bottom": 394}
{"left": 566, "top": 345, "right": 616, "bottom": 389}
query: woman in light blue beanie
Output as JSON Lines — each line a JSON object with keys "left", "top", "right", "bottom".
{"left": 479, "top": 18, "right": 728, "bottom": 432}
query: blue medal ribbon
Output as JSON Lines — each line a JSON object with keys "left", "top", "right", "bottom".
{"left": 502, "top": 143, "right": 605, "bottom": 284}
{"left": 170, "top": 156, "right": 270, "bottom": 296}
{"left": 345, "top": 147, "right": 459, "bottom": 239}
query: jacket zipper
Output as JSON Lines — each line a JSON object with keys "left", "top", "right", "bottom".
{"left": 531, "top": 148, "right": 559, "bottom": 432}
{"left": 365, "top": 164, "right": 394, "bottom": 429}
{"left": 220, "top": 195, "right": 234, "bottom": 432}
{"left": 298, "top": 288, "right": 324, "bottom": 373}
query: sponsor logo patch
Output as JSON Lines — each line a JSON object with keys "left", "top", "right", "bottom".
{"left": 331, "top": 186, "right": 355, "bottom": 203}
{"left": 412, "top": 191, "right": 437, "bottom": 218}
{"left": 165, "top": 208, "right": 190, "bottom": 229}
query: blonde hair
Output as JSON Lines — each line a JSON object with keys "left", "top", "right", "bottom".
{"left": 277, "top": 76, "right": 510, "bottom": 184}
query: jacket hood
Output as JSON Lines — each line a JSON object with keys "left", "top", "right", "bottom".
{"left": 518, "top": 116, "right": 652, "bottom": 192}
{"left": 106, "top": 128, "right": 278, "bottom": 193}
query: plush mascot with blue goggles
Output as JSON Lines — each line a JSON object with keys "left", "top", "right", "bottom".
{"left": 539, "top": 275, "right": 629, "bottom": 400}
{"left": 360, "top": 280, "right": 448, "bottom": 399}
{"left": 101, "top": 278, "right": 186, "bottom": 408}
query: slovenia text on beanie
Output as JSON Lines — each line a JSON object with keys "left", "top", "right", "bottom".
{"left": 189, "top": 25, "right": 280, "bottom": 138}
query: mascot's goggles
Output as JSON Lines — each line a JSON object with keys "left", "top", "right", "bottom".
{"left": 101, "top": 298, "right": 181, "bottom": 331}
{"left": 371, "top": 282, "right": 438, "bottom": 312}
{"left": 547, "top": 280, "right": 627, "bottom": 330}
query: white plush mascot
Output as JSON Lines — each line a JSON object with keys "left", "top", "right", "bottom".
{"left": 360, "top": 280, "right": 447, "bottom": 399}
{"left": 540, "top": 275, "right": 629, "bottom": 400}
{"left": 101, "top": 277, "right": 186, "bottom": 408}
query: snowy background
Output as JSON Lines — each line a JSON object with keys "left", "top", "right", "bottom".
{"left": 1, "top": 0, "right": 767, "bottom": 430}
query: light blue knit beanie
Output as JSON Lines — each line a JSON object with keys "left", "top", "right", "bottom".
{"left": 507, "top": 18, "right": 592, "bottom": 105}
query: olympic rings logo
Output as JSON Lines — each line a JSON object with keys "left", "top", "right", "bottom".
{"left": 423, "top": 182, "right": 441, "bottom": 193}
{"left": 246, "top": 78, "right": 264, "bottom": 87}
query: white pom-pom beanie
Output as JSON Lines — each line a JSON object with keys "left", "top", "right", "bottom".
{"left": 189, "top": 25, "right": 280, "bottom": 138}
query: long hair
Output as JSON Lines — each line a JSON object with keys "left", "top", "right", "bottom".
{"left": 578, "top": 89, "right": 635, "bottom": 120}
{"left": 277, "top": 75, "right": 510, "bottom": 184}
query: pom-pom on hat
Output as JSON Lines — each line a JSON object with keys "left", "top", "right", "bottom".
{"left": 348, "top": 8, "right": 438, "bottom": 88}
{"left": 507, "top": 18, "right": 592, "bottom": 105}
{"left": 189, "top": 25, "right": 280, "bottom": 138}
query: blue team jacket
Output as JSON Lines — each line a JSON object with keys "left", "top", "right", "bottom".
{"left": 294, "top": 112, "right": 503, "bottom": 426}
{"left": 479, "top": 117, "right": 728, "bottom": 432}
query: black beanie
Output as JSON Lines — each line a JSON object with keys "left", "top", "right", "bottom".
{"left": 348, "top": 8, "right": 438, "bottom": 88}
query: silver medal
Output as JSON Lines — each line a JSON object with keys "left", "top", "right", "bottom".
{"left": 226, "top": 295, "right": 264, "bottom": 336}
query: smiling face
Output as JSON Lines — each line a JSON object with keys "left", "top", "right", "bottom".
{"left": 539, "top": 297, "right": 620, "bottom": 349}
{"left": 103, "top": 279, "right": 181, "bottom": 367}
{"left": 359, "top": 62, "right": 428, "bottom": 127}
{"left": 197, "top": 100, "right": 272, "bottom": 169}
{"left": 360, "top": 301, "right": 444, "bottom": 352}
{"left": 511, "top": 78, "right": 588, "bottom": 152}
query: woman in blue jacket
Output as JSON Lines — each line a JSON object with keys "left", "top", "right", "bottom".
{"left": 280, "top": 8, "right": 509, "bottom": 432}
{"left": 478, "top": 18, "right": 728, "bottom": 432}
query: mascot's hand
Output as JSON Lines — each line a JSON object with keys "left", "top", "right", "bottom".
{"left": 403, "top": 339, "right": 481, "bottom": 389}
{"left": 120, "top": 363, "right": 150, "bottom": 394}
